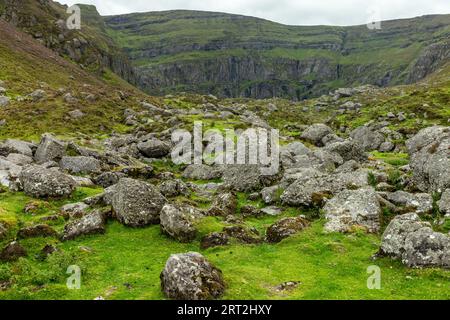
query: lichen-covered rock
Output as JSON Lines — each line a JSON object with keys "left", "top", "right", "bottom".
{"left": 300, "top": 124, "right": 333, "bottom": 146}
{"left": 222, "top": 165, "right": 277, "bottom": 192}
{"left": 111, "top": 178, "right": 167, "bottom": 227}
{"left": 60, "top": 156, "right": 101, "bottom": 174}
{"left": 438, "top": 189, "right": 450, "bottom": 215}
{"left": 160, "top": 252, "right": 225, "bottom": 300}
{"left": 159, "top": 179, "right": 190, "bottom": 197}
{"left": 324, "top": 188, "right": 381, "bottom": 233}
{"left": 379, "top": 213, "right": 450, "bottom": 268}
{"left": 281, "top": 168, "right": 370, "bottom": 207}
{"left": 208, "top": 192, "right": 237, "bottom": 216}
{"left": 182, "top": 164, "right": 223, "bottom": 180}
{"left": 34, "top": 134, "right": 66, "bottom": 164}
{"left": 160, "top": 204, "right": 202, "bottom": 242}
{"left": 350, "top": 125, "right": 385, "bottom": 151}
{"left": 6, "top": 153, "right": 33, "bottom": 166}
{"left": 0, "top": 139, "right": 33, "bottom": 157}
{"left": 406, "top": 126, "right": 450, "bottom": 192}
{"left": 324, "top": 140, "right": 367, "bottom": 162}
{"left": 18, "top": 224, "right": 57, "bottom": 239}
{"left": 0, "top": 241, "right": 27, "bottom": 262}
{"left": 93, "top": 171, "right": 125, "bottom": 188}
{"left": 381, "top": 191, "right": 433, "bottom": 215}
{"left": 19, "top": 165, "right": 76, "bottom": 198}
{"left": 266, "top": 217, "right": 309, "bottom": 243}
{"left": 137, "top": 138, "right": 171, "bottom": 158}
{"left": 60, "top": 202, "right": 90, "bottom": 219}
{"left": 61, "top": 210, "right": 107, "bottom": 241}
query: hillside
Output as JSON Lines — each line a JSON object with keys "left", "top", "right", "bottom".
{"left": 104, "top": 10, "right": 450, "bottom": 99}
{"left": 0, "top": 0, "right": 449, "bottom": 302}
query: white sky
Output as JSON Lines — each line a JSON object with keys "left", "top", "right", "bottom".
{"left": 57, "top": 0, "right": 450, "bottom": 26}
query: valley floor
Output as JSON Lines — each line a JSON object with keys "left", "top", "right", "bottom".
{"left": 0, "top": 188, "right": 448, "bottom": 300}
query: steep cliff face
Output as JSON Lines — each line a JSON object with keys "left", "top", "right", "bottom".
{"left": 106, "top": 10, "right": 450, "bottom": 99}
{"left": 0, "top": 0, "right": 139, "bottom": 86}
{"left": 406, "top": 40, "right": 450, "bottom": 83}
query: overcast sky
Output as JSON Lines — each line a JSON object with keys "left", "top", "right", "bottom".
{"left": 58, "top": 0, "right": 450, "bottom": 26}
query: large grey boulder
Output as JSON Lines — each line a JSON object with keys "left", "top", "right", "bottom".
{"left": 182, "top": 164, "right": 223, "bottom": 180}
{"left": 160, "top": 204, "right": 203, "bottom": 242}
{"left": 350, "top": 126, "right": 385, "bottom": 151}
{"left": 94, "top": 171, "right": 125, "bottom": 188}
{"left": 222, "top": 165, "right": 277, "bottom": 192}
{"left": 300, "top": 124, "right": 333, "bottom": 146}
{"left": 280, "top": 142, "right": 311, "bottom": 168}
{"left": 438, "top": 189, "right": 450, "bottom": 215}
{"left": 34, "top": 134, "right": 66, "bottom": 164}
{"left": 324, "top": 140, "right": 367, "bottom": 162}
{"left": 324, "top": 188, "right": 381, "bottom": 233}
{"left": 60, "top": 156, "right": 101, "bottom": 174}
{"left": 6, "top": 153, "right": 33, "bottom": 166}
{"left": 61, "top": 210, "right": 106, "bottom": 241}
{"left": 160, "top": 252, "right": 225, "bottom": 300}
{"left": 380, "top": 213, "right": 450, "bottom": 268}
{"left": 19, "top": 165, "right": 76, "bottom": 198}
{"left": 406, "top": 126, "right": 450, "bottom": 192}
{"left": 381, "top": 191, "right": 433, "bottom": 215}
{"left": 137, "top": 138, "right": 170, "bottom": 158}
{"left": 111, "top": 178, "right": 167, "bottom": 227}
{"left": 280, "top": 167, "right": 369, "bottom": 207}
{"left": 0, "top": 139, "right": 33, "bottom": 157}
{"left": 159, "top": 179, "right": 190, "bottom": 197}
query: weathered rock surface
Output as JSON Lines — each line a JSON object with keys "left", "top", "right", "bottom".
{"left": 19, "top": 165, "right": 76, "bottom": 198}
{"left": 160, "top": 252, "right": 225, "bottom": 300}
{"left": 0, "top": 139, "right": 33, "bottom": 157}
{"left": 159, "top": 179, "right": 190, "bottom": 197}
{"left": 61, "top": 210, "right": 106, "bottom": 241}
{"left": 137, "top": 138, "right": 171, "bottom": 158}
{"left": 60, "top": 156, "right": 101, "bottom": 174}
{"left": 350, "top": 125, "right": 385, "bottom": 151}
{"left": 379, "top": 213, "right": 450, "bottom": 268}
{"left": 381, "top": 191, "right": 433, "bottom": 215}
{"left": 208, "top": 193, "right": 237, "bottom": 216}
{"left": 60, "top": 202, "right": 90, "bottom": 219}
{"left": 34, "top": 134, "right": 66, "bottom": 164}
{"left": 406, "top": 126, "right": 450, "bottom": 192}
{"left": 438, "top": 189, "right": 450, "bottom": 215}
{"left": 300, "top": 124, "right": 333, "bottom": 147}
{"left": 160, "top": 204, "right": 202, "bottom": 242}
{"left": 111, "top": 178, "right": 167, "bottom": 227}
{"left": 182, "top": 164, "right": 223, "bottom": 180}
{"left": 200, "top": 232, "right": 230, "bottom": 249}
{"left": 324, "top": 188, "right": 381, "bottom": 233}
{"left": 266, "top": 217, "right": 309, "bottom": 243}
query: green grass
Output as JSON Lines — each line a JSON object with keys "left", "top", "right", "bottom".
{"left": 371, "top": 152, "right": 410, "bottom": 167}
{"left": 1, "top": 217, "right": 448, "bottom": 300}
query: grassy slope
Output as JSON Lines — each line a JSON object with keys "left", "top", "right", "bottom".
{"left": 0, "top": 19, "right": 155, "bottom": 141}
